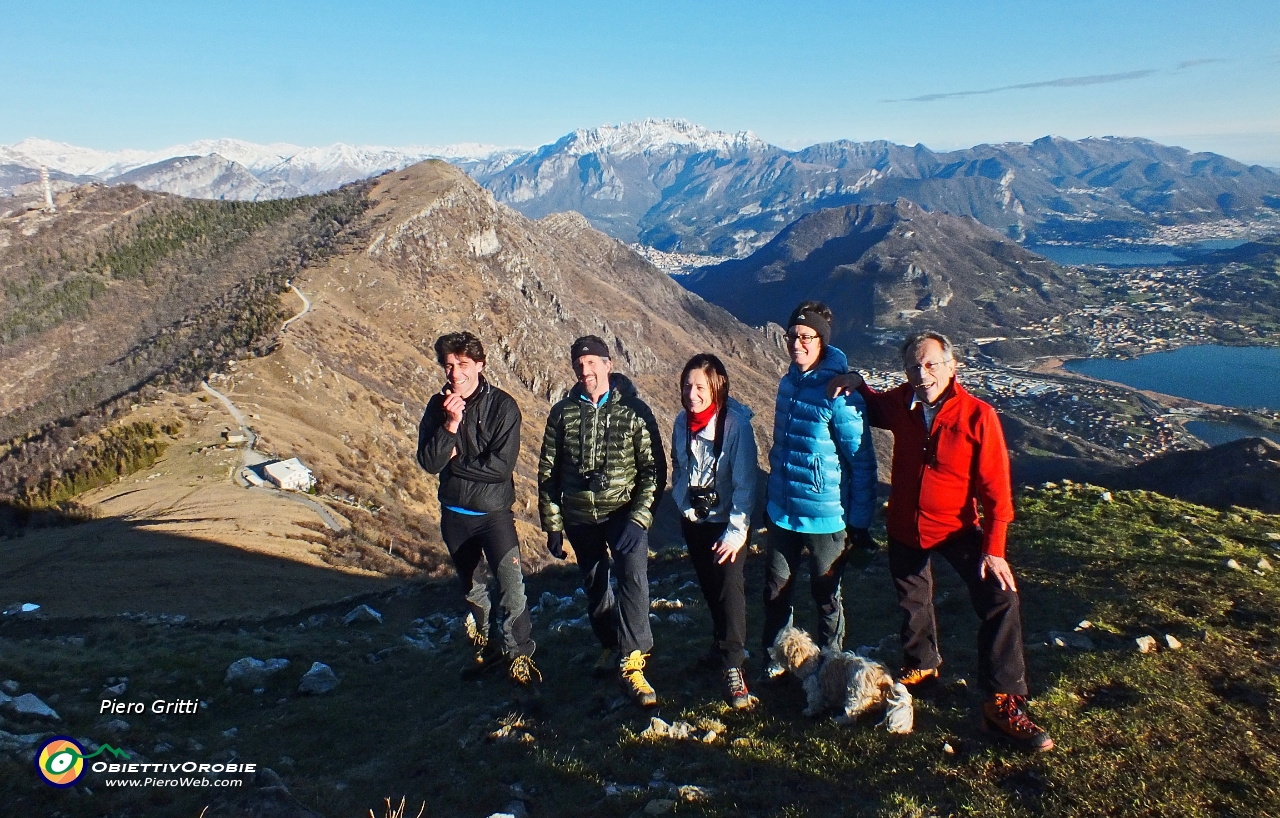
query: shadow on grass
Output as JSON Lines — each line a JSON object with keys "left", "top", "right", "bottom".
{"left": 0, "top": 501, "right": 395, "bottom": 621}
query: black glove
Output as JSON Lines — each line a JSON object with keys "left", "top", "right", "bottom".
{"left": 847, "top": 526, "right": 877, "bottom": 553}
{"left": 613, "top": 521, "right": 647, "bottom": 556}
{"left": 546, "top": 531, "right": 566, "bottom": 560}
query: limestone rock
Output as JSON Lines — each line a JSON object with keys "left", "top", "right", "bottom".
{"left": 9, "top": 693, "right": 59, "bottom": 720}
{"left": 342, "top": 604, "right": 383, "bottom": 626}
{"left": 225, "top": 657, "right": 290, "bottom": 689}
{"left": 1135, "top": 636, "right": 1158, "bottom": 654}
{"left": 1225, "top": 559, "right": 1243, "bottom": 571}
{"left": 298, "top": 662, "right": 340, "bottom": 695}
{"left": 1164, "top": 634, "right": 1182, "bottom": 650}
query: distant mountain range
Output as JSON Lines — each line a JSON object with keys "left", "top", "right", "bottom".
{"left": 0, "top": 137, "right": 521, "bottom": 200}
{"left": 5, "top": 120, "right": 1280, "bottom": 252}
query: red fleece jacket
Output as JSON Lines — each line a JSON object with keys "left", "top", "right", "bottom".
{"left": 857, "top": 380, "right": 1014, "bottom": 557}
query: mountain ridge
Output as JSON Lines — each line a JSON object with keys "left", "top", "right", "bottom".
{"left": 7, "top": 122, "right": 1277, "bottom": 250}
{"left": 683, "top": 198, "right": 1090, "bottom": 355}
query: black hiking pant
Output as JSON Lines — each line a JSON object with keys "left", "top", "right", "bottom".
{"left": 441, "top": 508, "right": 534, "bottom": 658}
{"left": 888, "top": 531, "right": 1028, "bottom": 695}
{"left": 682, "top": 519, "right": 747, "bottom": 670}
{"left": 565, "top": 509, "right": 653, "bottom": 656}
{"left": 762, "top": 525, "right": 858, "bottom": 654}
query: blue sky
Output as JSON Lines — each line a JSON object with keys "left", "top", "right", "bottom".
{"left": 3, "top": 0, "right": 1279, "bottom": 164}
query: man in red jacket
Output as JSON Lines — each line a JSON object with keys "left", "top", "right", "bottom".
{"left": 831, "top": 330, "right": 1053, "bottom": 752}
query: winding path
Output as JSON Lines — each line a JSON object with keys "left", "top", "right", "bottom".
{"left": 281, "top": 284, "right": 311, "bottom": 331}
{"left": 198, "top": 284, "right": 346, "bottom": 533}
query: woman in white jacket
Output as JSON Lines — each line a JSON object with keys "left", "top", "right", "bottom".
{"left": 671, "top": 353, "right": 759, "bottom": 709}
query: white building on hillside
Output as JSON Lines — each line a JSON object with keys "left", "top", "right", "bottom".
{"left": 263, "top": 458, "right": 316, "bottom": 492}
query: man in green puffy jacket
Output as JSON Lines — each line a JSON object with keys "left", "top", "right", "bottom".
{"left": 538, "top": 335, "right": 666, "bottom": 706}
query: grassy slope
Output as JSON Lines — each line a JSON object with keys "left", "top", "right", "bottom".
{"left": 1, "top": 484, "right": 1277, "bottom": 817}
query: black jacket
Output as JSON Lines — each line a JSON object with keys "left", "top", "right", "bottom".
{"left": 417, "top": 377, "right": 522, "bottom": 514}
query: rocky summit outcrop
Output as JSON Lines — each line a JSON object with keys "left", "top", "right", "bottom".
{"left": 1101, "top": 436, "right": 1280, "bottom": 512}
{"left": 682, "top": 199, "right": 1088, "bottom": 354}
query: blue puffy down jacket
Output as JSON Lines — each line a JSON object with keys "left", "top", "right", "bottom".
{"left": 766, "top": 346, "right": 877, "bottom": 533}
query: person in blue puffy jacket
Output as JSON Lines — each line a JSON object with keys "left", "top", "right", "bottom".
{"left": 762, "top": 301, "right": 878, "bottom": 675}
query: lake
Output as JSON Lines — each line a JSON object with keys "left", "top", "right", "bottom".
{"left": 1029, "top": 240, "right": 1246, "bottom": 268}
{"left": 1184, "top": 420, "right": 1280, "bottom": 447}
{"left": 1063, "top": 345, "right": 1280, "bottom": 446}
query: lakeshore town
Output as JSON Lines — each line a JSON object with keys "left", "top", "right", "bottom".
{"left": 877, "top": 255, "right": 1280, "bottom": 464}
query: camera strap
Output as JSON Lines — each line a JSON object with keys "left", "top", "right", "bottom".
{"left": 686, "top": 407, "right": 725, "bottom": 490}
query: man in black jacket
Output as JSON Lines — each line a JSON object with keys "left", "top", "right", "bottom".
{"left": 418, "top": 332, "right": 539, "bottom": 692}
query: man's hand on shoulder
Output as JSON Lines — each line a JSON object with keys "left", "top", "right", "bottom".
{"left": 979, "top": 554, "right": 1018, "bottom": 592}
{"left": 827, "top": 371, "right": 865, "bottom": 399}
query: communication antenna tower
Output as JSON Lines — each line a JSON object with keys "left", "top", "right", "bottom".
{"left": 40, "top": 165, "right": 56, "bottom": 213}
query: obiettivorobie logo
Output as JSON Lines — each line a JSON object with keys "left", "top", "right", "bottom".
{"left": 35, "top": 736, "right": 130, "bottom": 787}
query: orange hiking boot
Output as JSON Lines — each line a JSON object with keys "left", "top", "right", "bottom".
{"left": 982, "top": 694, "right": 1055, "bottom": 752}
{"left": 897, "top": 666, "right": 940, "bottom": 688}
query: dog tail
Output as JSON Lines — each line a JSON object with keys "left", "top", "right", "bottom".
{"left": 879, "top": 682, "right": 914, "bottom": 734}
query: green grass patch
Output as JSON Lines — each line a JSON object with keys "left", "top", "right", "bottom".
{"left": 0, "top": 486, "right": 1277, "bottom": 816}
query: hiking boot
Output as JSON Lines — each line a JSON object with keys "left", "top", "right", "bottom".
{"left": 619, "top": 650, "right": 658, "bottom": 707}
{"left": 463, "top": 611, "right": 485, "bottom": 644}
{"left": 592, "top": 648, "right": 620, "bottom": 679}
{"left": 508, "top": 655, "right": 543, "bottom": 690}
{"left": 897, "top": 666, "right": 940, "bottom": 688}
{"left": 982, "top": 694, "right": 1055, "bottom": 752}
{"left": 723, "top": 666, "right": 753, "bottom": 710}
{"left": 460, "top": 616, "right": 501, "bottom": 680}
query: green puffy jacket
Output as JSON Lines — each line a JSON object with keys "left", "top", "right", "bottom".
{"left": 538, "top": 373, "right": 666, "bottom": 531}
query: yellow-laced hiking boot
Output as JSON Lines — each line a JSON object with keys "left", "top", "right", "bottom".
{"left": 508, "top": 655, "right": 543, "bottom": 689}
{"left": 982, "top": 694, "right": 1055, "bottom": 752}
{"left": 619, "top": 650, "right": 658, "bottom": 707}
{"left": 460, "top": 614, "right": 500, "bottom": 680}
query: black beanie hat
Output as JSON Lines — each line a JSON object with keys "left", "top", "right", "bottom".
{"left": 571, "top": 335, "right": 610, "bottom": 362}
{"left": 787, "top": 306, "right": 831, "bottom": 349}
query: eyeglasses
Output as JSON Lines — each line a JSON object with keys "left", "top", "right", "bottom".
{"left": 905, "top": 359, "right": 954, "bottom": 375}
{"left": 786, "top": 332, "right": 820, "bottom": 345}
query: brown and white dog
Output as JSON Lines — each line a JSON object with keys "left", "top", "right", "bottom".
{"left": 769, "top": 626, "right": 913, "bottom": 733}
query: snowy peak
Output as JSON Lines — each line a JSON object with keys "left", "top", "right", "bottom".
{"left": 560, "top": 118, "right": 771, "bottom": 158}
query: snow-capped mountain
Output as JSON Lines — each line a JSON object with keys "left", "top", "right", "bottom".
{"left": 6, "top": 121, "right": 1278, "bottom": 253}
{"left": 0, "top": 136, "right": 520, "bottom": 200}
{"left": 554, "top": 118, "right": 770, "bottom": 158}
{"left": 476, "top": 118, "right": 775, "bottom": 239}
{"left": 109, "top": 154, "right": 289, "bottom": 201}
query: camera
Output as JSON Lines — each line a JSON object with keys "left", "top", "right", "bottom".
{"left": 584, "top": 470, "right": 609, "bottom": 492}
{"left": 689, "top": 486, "right": 719, "bottom": 520}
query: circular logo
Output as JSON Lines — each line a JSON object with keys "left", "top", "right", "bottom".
{"left": 36, "top": 736, "right": 86, "bottom": 787}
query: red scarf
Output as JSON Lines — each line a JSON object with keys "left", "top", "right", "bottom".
{"left": 688, "top": 403, "right": 718, "bottom": 435}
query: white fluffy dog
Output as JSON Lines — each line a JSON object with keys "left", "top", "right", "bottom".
{"left": 769, "top": 626, "right": 914, "bottom": 733}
